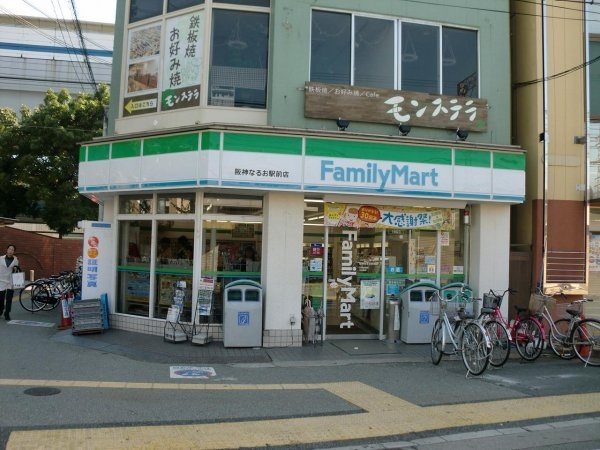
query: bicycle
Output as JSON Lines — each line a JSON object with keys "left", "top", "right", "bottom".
{"left": 19, "top": 271, "right": 80, "bottom": 313}
{"left": 531, "top": 290, "right": 600, "bottom": 366}
{"left": 477, "top": 289, "right": 512, "bottom": 367}
{"left": 478, "top": 288, "right": 548, "bottom": 363}
{"left": 430, "top": 284, "right": 491, "bottom": 376}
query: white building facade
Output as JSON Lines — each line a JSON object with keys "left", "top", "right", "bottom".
{"left": 0, "top": 15, "right": 113, "bottom": 112}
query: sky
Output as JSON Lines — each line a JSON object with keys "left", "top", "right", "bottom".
{"left": 0, "top": 0, "right": 117, "bottom": 24}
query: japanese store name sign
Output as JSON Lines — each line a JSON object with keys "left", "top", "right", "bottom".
{"left": 162, "top": 11, "right": 204, "bottom": 111}
{"left": 324, "top": 203, "right": 455, "bottom": 230}
{"left": 304, "top": 81, "right": 488, "bottom": 131}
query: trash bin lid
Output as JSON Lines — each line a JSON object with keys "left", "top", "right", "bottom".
{"left": 224, "top": 279, "right": 262, "bottom": 290}
{"left": 399, "top": 281, "right": 439, "bottom": 295}
{"left": 441, "top": 282, "right": 471, "bottom": 290}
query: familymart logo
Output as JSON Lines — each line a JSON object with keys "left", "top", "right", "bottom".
{"left": 320, "top": 160, "right": 439, "bottom": 191}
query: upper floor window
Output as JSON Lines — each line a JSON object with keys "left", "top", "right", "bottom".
{"left": 209, "top": 9, "right": 269, "bottom": 108}
{"left": 130, "top": 0, "right": 267, "bottom": 22}
{"left": 310, "top": 10, "right": 478, "bottom": 97}
{"left": 168, "top": 0, "right": 205, "bottom": 13}
{"left": 124, "top": 1, "right": 269, "bottom": 118}
{"left": 130, "top": 0, "right": 164, "bottom": 23}
{"left": 590, "top": 38, "right": 600, "bottom": 120}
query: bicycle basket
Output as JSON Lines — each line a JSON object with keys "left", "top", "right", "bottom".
{"left": 444, "top": 295, "right": 467, "bottom": 318}
{"left": 554, "top": 301, "right": 583, "bottom": 319}
{"left": 483, "top": 293, "right": 502, "bottom": 309}
{"left": 529, "top": 293, "right": 555, "bottom": 314}
{"left": 429, "top": 292, "right": 442, "bottom": 316}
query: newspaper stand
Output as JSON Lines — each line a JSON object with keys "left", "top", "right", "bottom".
{"left": 192, "top": 278, "right": 216, "bottom": 345}
{"left": 72, "top": 297, "right": 103, "bottom": 335}
{"left": 164, "top": 280, "right": 189, "bottom": 343}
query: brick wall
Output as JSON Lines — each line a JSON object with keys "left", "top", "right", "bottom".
{"left": 0, "top": 227, "right": 82, "bottom": 281}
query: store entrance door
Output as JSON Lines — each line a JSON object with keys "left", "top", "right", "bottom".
{"left": 326, "top": 227, "right": 383, "bottom": 337}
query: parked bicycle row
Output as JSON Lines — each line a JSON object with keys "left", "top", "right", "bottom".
{"left": 18, "top": 269, "right": 82, "bottom": 313}
{"left": 428, "top": 284, "right": 600, "bottom": 378}
{"left": 479, "top": 287, "right": 600, "bottom": 368}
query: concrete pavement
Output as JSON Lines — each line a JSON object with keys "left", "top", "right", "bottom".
{"left": 2, "top": 302, "right": 600, "bottom": 449}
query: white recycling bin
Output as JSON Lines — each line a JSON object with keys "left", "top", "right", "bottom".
{"left": 223, "top": 280, "right": 263, "bottom": 348}
{"left": 399, "top": 281, "right": 439, "bottom": 344}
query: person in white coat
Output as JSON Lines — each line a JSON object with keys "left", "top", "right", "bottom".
{"left": 0, "top": 244, "right": 19, "bottom": 321}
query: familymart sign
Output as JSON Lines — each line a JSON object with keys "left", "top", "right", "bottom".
{"left": 79, "top": 131, "right": 525, "bottom": 202}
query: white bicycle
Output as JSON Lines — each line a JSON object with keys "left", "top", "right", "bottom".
{"left": 430, "top": 284, "right": 492, "bottom": 376}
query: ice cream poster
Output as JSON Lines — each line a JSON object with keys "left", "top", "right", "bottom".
{"left": 360, "top": 279, "right": 380, "bottom": 310}
{"left": 324, "top": 203, "right": 455, "bottom": 230}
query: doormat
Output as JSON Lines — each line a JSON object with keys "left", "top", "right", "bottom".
{"left": 330, "top": 340, "right": 400, "bottom": 356}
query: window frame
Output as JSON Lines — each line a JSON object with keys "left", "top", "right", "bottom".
{"left": 124, "top": 0, "right": 270, "bottom": 117}
{"left": 309, "top": 8, "right": 479, "bottom": 98}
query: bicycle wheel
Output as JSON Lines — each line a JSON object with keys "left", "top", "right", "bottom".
{"left": 484, "top": 319, "right": 511, "bottom": 367}
{"left": 31, "top": 284, "right": 54, "bottom": 311}
{"left": 19, "top": 283, "right": 45, "bottom": 312}
{"left": 514, "top": 318, "right": 544, "bottom": 361}
{"left": 549, "top": 318, "right": 576, "bottom": 359}
{"left": 41, "top": 292, "right": 61, "bottom": 311}
{"left": 461, "top": 322, "right": 490, "bottom": 376}
{"left": 570, "top": 319, "right": 600, "bottom": 367}
{"left": 430, "top": 319, "right": 444, "bottom": 365}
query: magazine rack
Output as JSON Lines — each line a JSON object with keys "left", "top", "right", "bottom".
{"left": 191, "top": 278, "right": 216, "bottom": 345}
{"left": 164, "top": 280, "right": 189, "bottom": 343}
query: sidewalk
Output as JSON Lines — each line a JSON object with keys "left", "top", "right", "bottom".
{"left": 49, "top": 326, "right": 432, "bottom": 367}
{"left": 7, "top": 302, "right": 432, "bottom": 366}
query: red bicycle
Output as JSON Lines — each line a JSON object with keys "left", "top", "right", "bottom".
{"left": 479, "top": 288, "right": 545, "bottom": 363}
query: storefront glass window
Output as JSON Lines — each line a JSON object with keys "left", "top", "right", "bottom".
{"left": 155, "top": 220, "right": 194, "bottom": 320}
{"left": 201, "top": 194, "right": 263, "bottom": 323}
{"left": 119, "top": 194, "right": 154, "bottom": 214}
{"left": 314, "top": 203, "right": 463, "bottom": 339}
{"left": 117, "top": 220, "right": 152, "bottom": 316}
{"left": 302, "top": 198, "right": 326, "bottom": 315}
{"left": 116, "top": 193, "right": 196, "bottom": 319}
{"left": 157, "top": 194, "right": 195, "bottom": 214}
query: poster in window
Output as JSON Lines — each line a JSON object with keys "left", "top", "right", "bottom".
{"left": 162, "top": 11, "right": 204, "bottom": 111}
{"left": 360, "top": 279, "right": 380, "bottom": 310}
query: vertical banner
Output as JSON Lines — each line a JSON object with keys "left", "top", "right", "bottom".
{"left": 162, "top": 11, "right": 204, "bottom": 110}
{"left": 82, "top": 221, "right": 113, "bottom": 300}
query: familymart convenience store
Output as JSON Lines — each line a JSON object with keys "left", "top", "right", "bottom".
{"left": 78, "top": 126, "right": 524, "bottom": 345}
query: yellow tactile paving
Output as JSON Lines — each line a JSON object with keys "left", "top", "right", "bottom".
{"left": 4, "top": 379, "right": 600, "bottom": 449}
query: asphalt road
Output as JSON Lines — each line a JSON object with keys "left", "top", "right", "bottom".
{"left": 1, "top": 305, "right": 599, "bottom": 449}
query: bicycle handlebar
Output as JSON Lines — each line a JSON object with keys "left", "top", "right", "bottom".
{"left": 489, "top": 287, "right": 516, "bottom": 297}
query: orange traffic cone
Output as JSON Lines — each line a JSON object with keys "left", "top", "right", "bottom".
{"left": 58, "top": 294, "right": 72, "bottom": 330}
